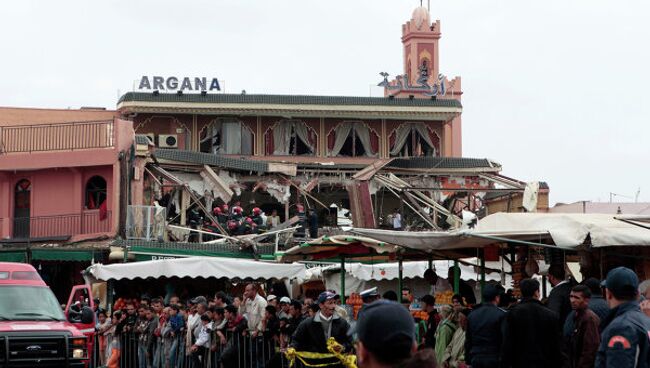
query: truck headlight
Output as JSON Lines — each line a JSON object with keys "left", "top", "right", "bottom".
{"left": 72, "top": 348, "right": 85, "bottom": 359}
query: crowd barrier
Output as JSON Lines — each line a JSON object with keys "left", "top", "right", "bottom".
{"left": 90, "top": 329, "right": 295, "bottom": 368}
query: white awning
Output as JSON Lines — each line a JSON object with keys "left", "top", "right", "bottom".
{"left": 353, "top": 213, "right": 650, "bottom": 250}
{"left": 86, "top": 257, "right": 307, "bottom": 282}
{"left": 475, "top": 213, "right": 650, "bottom": 248}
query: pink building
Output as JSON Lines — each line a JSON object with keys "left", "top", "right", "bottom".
{"left": 0, "top": 107, "right": 135, "bottom": 243}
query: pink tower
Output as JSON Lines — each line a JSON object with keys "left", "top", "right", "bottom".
{"left": 380, "top": 5, "right": 463, "bottom": 156}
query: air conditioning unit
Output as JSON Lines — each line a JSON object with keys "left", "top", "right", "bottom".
{"left": 158, "top": 134, "right": 178, "bottom": 149}
{"left": 145, "top": 133, "right": 155, "bottom": 146}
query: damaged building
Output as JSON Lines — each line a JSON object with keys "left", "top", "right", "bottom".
{"left": 115, "top": 4, "right": 550, "bottom": 255}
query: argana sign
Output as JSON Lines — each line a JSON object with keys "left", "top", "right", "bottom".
{"left": 138, "top": 76, "right": 221, "bottom": 92}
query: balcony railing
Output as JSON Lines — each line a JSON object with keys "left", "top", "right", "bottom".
{"left": 0, "top": 120, "right": 114, "bottom": 154}
{"left": 4, "top": 211, "right": 112, "bottom": 239}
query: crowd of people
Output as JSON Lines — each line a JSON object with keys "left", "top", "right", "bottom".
{"left": 92, "top": 265, "right": 650, "bottom": 368}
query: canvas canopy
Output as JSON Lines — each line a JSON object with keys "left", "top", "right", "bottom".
{"left": 86, "top": 256, "right": 307, "bottom": 282}
{"left": 280, "top": 235, "right": 399, "bottom": 262}
{"left": 475, "top": 213, "right": 650, "bottom": 248}
{"left": 353, "top": 213, "right": 650, "bottom": 251}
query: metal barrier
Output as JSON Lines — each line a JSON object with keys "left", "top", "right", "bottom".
{"left": 6, "top": 211, "right": 111, "bottom": 238}
{"left": 90, "top": 328, "right": 291, "bottom": 368}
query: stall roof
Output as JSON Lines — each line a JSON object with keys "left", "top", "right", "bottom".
{"left": 280, "top": 235, "right": 399, "bottom": 262}
{"left": 86, "top": 256, "right": 307, "bottom": 282}
{"left": 475, "top": 213, "right": 650, "bottom": 248}
{"left": 353, "top": 213, "right": 650, "bottom": 251}
{"left": 350, "top": 228, "right": 496, "bottom": 251}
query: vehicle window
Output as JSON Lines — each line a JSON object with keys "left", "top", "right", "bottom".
{"left": 0, "top": 286, "right": 65, "bottom": 321}
{"left": 11, "top": 271, "right": 40, "bottom": 280}
{"left": 0, "top": 272, "right": 8, "bottom": 280}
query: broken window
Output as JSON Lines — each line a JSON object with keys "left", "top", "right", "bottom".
{"left": 85, "top": 176, "right": 107, "bottom": 209}
{"left": 329, "top": 122, "right": 378, "bottom": 157}
{"left": 200, "top": 119, "right": 253, "bottom": 155}
{"left": 389, "top": 123, "right": 438, "bottom": 157}
{"left": 268, "top": 120, "right": 316, "bottom": 155}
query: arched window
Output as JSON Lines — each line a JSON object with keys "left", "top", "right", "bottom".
{"left": 85, "top": 176, "right": 107, "bottom": 209}
{"left": 328, "top": 122, "right": 379, "bottom": 157}
{"left": 199, "top": 118, "right": 253, "bottom": 155}
{"left": 389, "top": 123, "right": 439, "bottom": 157}
{"left": 265, "top": 120, "right": 316, "bottom": 156}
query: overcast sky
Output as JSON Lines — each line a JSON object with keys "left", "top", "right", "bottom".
{"left": 1, "top": 1, "right": 649, "bottom": 206}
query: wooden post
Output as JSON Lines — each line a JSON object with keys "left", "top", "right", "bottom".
{"left": 454, "top": 260, "right": 460, "bottom": 294}
{"left": 398, "top": 258, "right": 404, "bottom": 303}
{"left": 480, "top": 250, "right": 486, "bottom": 302}
{"left": 180, "top": 190, "right": 189, "bottom": 226}
{"left": 284, "top": 202, "right": 290, "bottom": 223}
{"left": 340, "top": 256, "right": 346, "bottom": 304}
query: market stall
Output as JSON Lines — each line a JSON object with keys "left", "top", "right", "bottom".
{"left": 306, "top": 259, "right": 512, "bottom": 302}
{"left": 86, "top": 256, "right": 307, "bottom": 282}
{"left": 85, "top": 256, "right": 308, "bottom": 308}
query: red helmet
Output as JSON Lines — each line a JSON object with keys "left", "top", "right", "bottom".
{"left": 252, "top": 207, "right": 261, "bottom": 216}
{"left": 222, "top": 204, "right": 229, "bottom": 211}
{"left": 233, "top": 206, "right": 242, "bottom": 214}
{"left": 213, "top": 207, "right": 222, "bottom": 215}
{"left": 296, "top": 204, "right": 304, "bottom": 212}
{"left": 245, "top": 217, "right": 254, "bottom": 224}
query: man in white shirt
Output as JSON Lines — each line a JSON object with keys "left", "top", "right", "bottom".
{"left": 190, "top": 314, "right": 212, "bottom": 366}
{"left": 240, "top": 284, "right": 268, "bottom": 367}
{"left": 392, "top": 208, "right": 402, "bottom": 230}
{"left": 240, "top": 284, "right": 268, "bottom": 337}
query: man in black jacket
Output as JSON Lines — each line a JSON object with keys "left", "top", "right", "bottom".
{"left": 501, "top": 278, "right": 562, "bottom": 368}
{"left": 291, "top": 291, "right": 352, "bottom": 366}
{"left": 465, "top": 284, "right": 506, "bottom": 368}
{"left": 547, "top": 264, "right": 574, "bottom": 328}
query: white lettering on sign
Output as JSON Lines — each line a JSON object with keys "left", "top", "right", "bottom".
{"left": 138, "top": 76, "right": 221, "bottom": 92}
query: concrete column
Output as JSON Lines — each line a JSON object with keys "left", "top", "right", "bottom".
{"left": 451, "top": 115, "right": 462, "bottom": 157}
{"left": 112, "top": 162, "right": 121, "bottom": 234}
{"left": 443, "top": 121, "right": 453, "bottom": 156}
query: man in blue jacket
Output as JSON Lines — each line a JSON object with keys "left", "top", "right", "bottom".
{"left": 596, "top": 267, "right": 650, "bottom": 368}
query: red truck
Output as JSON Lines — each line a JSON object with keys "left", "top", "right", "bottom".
{"left": 0, "top": 262, "right": 96, "bottom": 367}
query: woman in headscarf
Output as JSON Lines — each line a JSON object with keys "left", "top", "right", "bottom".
{"left": 434, "top": 305, "right": 458, "bottom": 366}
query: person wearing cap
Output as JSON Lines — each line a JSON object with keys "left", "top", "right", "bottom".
{"left": 279, "top": 296, "right": 291, "bottom": 319}
{"left": 290, "top": 291, "right": 352, "bottom": 361}
{"left": 360, "top": 287, "right": 380, "bottom": 305}
{"left": 564, "top": 284, "right": 600, "bottom": 368}
{"left": 354, "top": 300, "right": 423, "bottom": 368}
{"left": 595, "top": 266, "right": 650, "bottom": 368}
{"left": 501, "top": 278, "right": 562, "bottom": 368}
{"left": 267, "top": 294, "right": 279, "bottom": 308}
{"left": 465, "top": 284, "right": 506, "bottom": 368}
